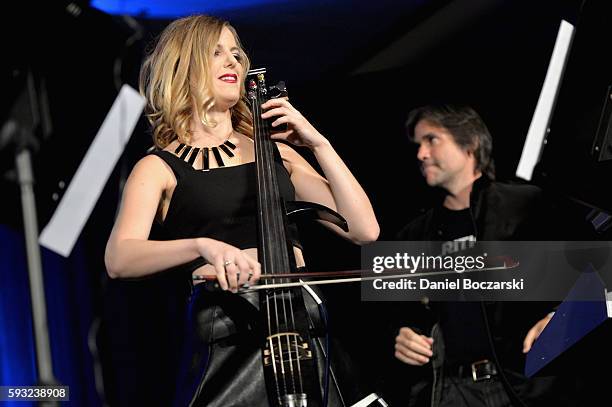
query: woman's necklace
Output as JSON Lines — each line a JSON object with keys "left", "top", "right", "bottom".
{"left": 174, "top": 134, "right": 237, "bottom": 170}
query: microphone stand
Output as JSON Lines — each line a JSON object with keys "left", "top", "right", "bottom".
{"left": 4, "top": 69, "right": 58, "bottom": 405}
{"left": 16, "top": 148, "right": 57, "bottom": 389}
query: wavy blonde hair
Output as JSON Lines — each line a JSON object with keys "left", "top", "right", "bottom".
{"left": 139, "top": 15, "right": 253, "bottom": 149}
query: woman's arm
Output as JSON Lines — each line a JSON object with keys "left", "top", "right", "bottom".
{"left": 104, "top": 155, "right": 260, "bottom": 291}
{"left": 261, "top": 98, "right": 379, "bottom": 244}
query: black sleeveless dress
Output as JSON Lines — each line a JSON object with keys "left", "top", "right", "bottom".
{"left": 148, "top": 148, "right": 346, "bottom": 407}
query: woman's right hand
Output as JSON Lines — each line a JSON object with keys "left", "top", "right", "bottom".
{"left": 195, "top": 238, "right": 261, "bottom": 292}
{"left": 394, "top": 327, "right": 434, "bottom": 366}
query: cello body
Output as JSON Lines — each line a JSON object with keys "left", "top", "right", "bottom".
{"left": 248, "top": 68, "right": 347, "bottom": 407}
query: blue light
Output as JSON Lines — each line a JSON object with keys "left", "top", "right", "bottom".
{"left": 0, "top": 225, "right": 36, "bottom": 405}
{"left": 91, "top": 0, "right": 295, "bottom": 19}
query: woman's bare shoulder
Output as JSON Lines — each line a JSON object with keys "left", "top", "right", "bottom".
{"left": 128, "top": 153, "right": 175, "bottom": 188}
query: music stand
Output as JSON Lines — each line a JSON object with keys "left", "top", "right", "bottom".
{"left": 525, "top": 264, "right": 610, "bottom": 377}
{"left": 522, "top": 0, "right": 612, "bottom": 380}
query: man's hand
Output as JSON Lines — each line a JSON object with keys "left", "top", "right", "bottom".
{"left": 523, "top": 313, "right": 553, "bottom": 353}
{"left": 395, "top": 327, "right": 434, "bottom": 365}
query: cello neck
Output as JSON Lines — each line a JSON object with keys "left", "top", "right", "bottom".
{"left": 248, "top": 71, "right": 293, "bottom": 276}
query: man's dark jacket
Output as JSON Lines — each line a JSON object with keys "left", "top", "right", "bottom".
{"left": 384, "top": 177, "right": 574, "bottom": 407}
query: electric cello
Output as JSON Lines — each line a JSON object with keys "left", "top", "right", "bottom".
{"left": 248, "top": 68, "right": 348, "bottom": 407}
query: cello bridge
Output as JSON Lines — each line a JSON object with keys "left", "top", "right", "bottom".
{"left": 263, "top": 332, "right": 313, "bottom": 366}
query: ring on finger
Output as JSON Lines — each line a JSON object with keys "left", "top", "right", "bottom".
{"left": 223, "top": 260, "right": 234, "bottom": 267}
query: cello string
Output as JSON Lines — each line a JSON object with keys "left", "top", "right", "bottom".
{"left": 287, "top": 288, "right": 304, "bottom": 394}
{"left": 257, "top": 88, "right": 286, "bottom": 396}
{"left": 252, "top": 73, "right": 313, "bottom": 401}
{"left": 259, "top": 88, "right": 298, "bottom": 396}
{"left": 262, "top": 90, "right": 304, "bottom": 396}
{"left": 258, "top": 88, "right": 301, "bottom": 396}
{"left": 252, "top": 87, "right": 285, "bottom": 401}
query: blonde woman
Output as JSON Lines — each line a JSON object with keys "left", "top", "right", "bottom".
{"left": 104, "top": 14, "right": 378, "bottom": 407}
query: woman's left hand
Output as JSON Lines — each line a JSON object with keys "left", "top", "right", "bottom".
{"left": 261, "top": 98, "right": 328, "bottom": 149}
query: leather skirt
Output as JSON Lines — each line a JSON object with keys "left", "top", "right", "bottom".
{"left": 173, "top": 282, "right": 347, "bottom": 407}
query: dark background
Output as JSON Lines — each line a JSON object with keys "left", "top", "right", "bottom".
{"left": 1, "top": 0, "right": 611, "bottom": 405}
